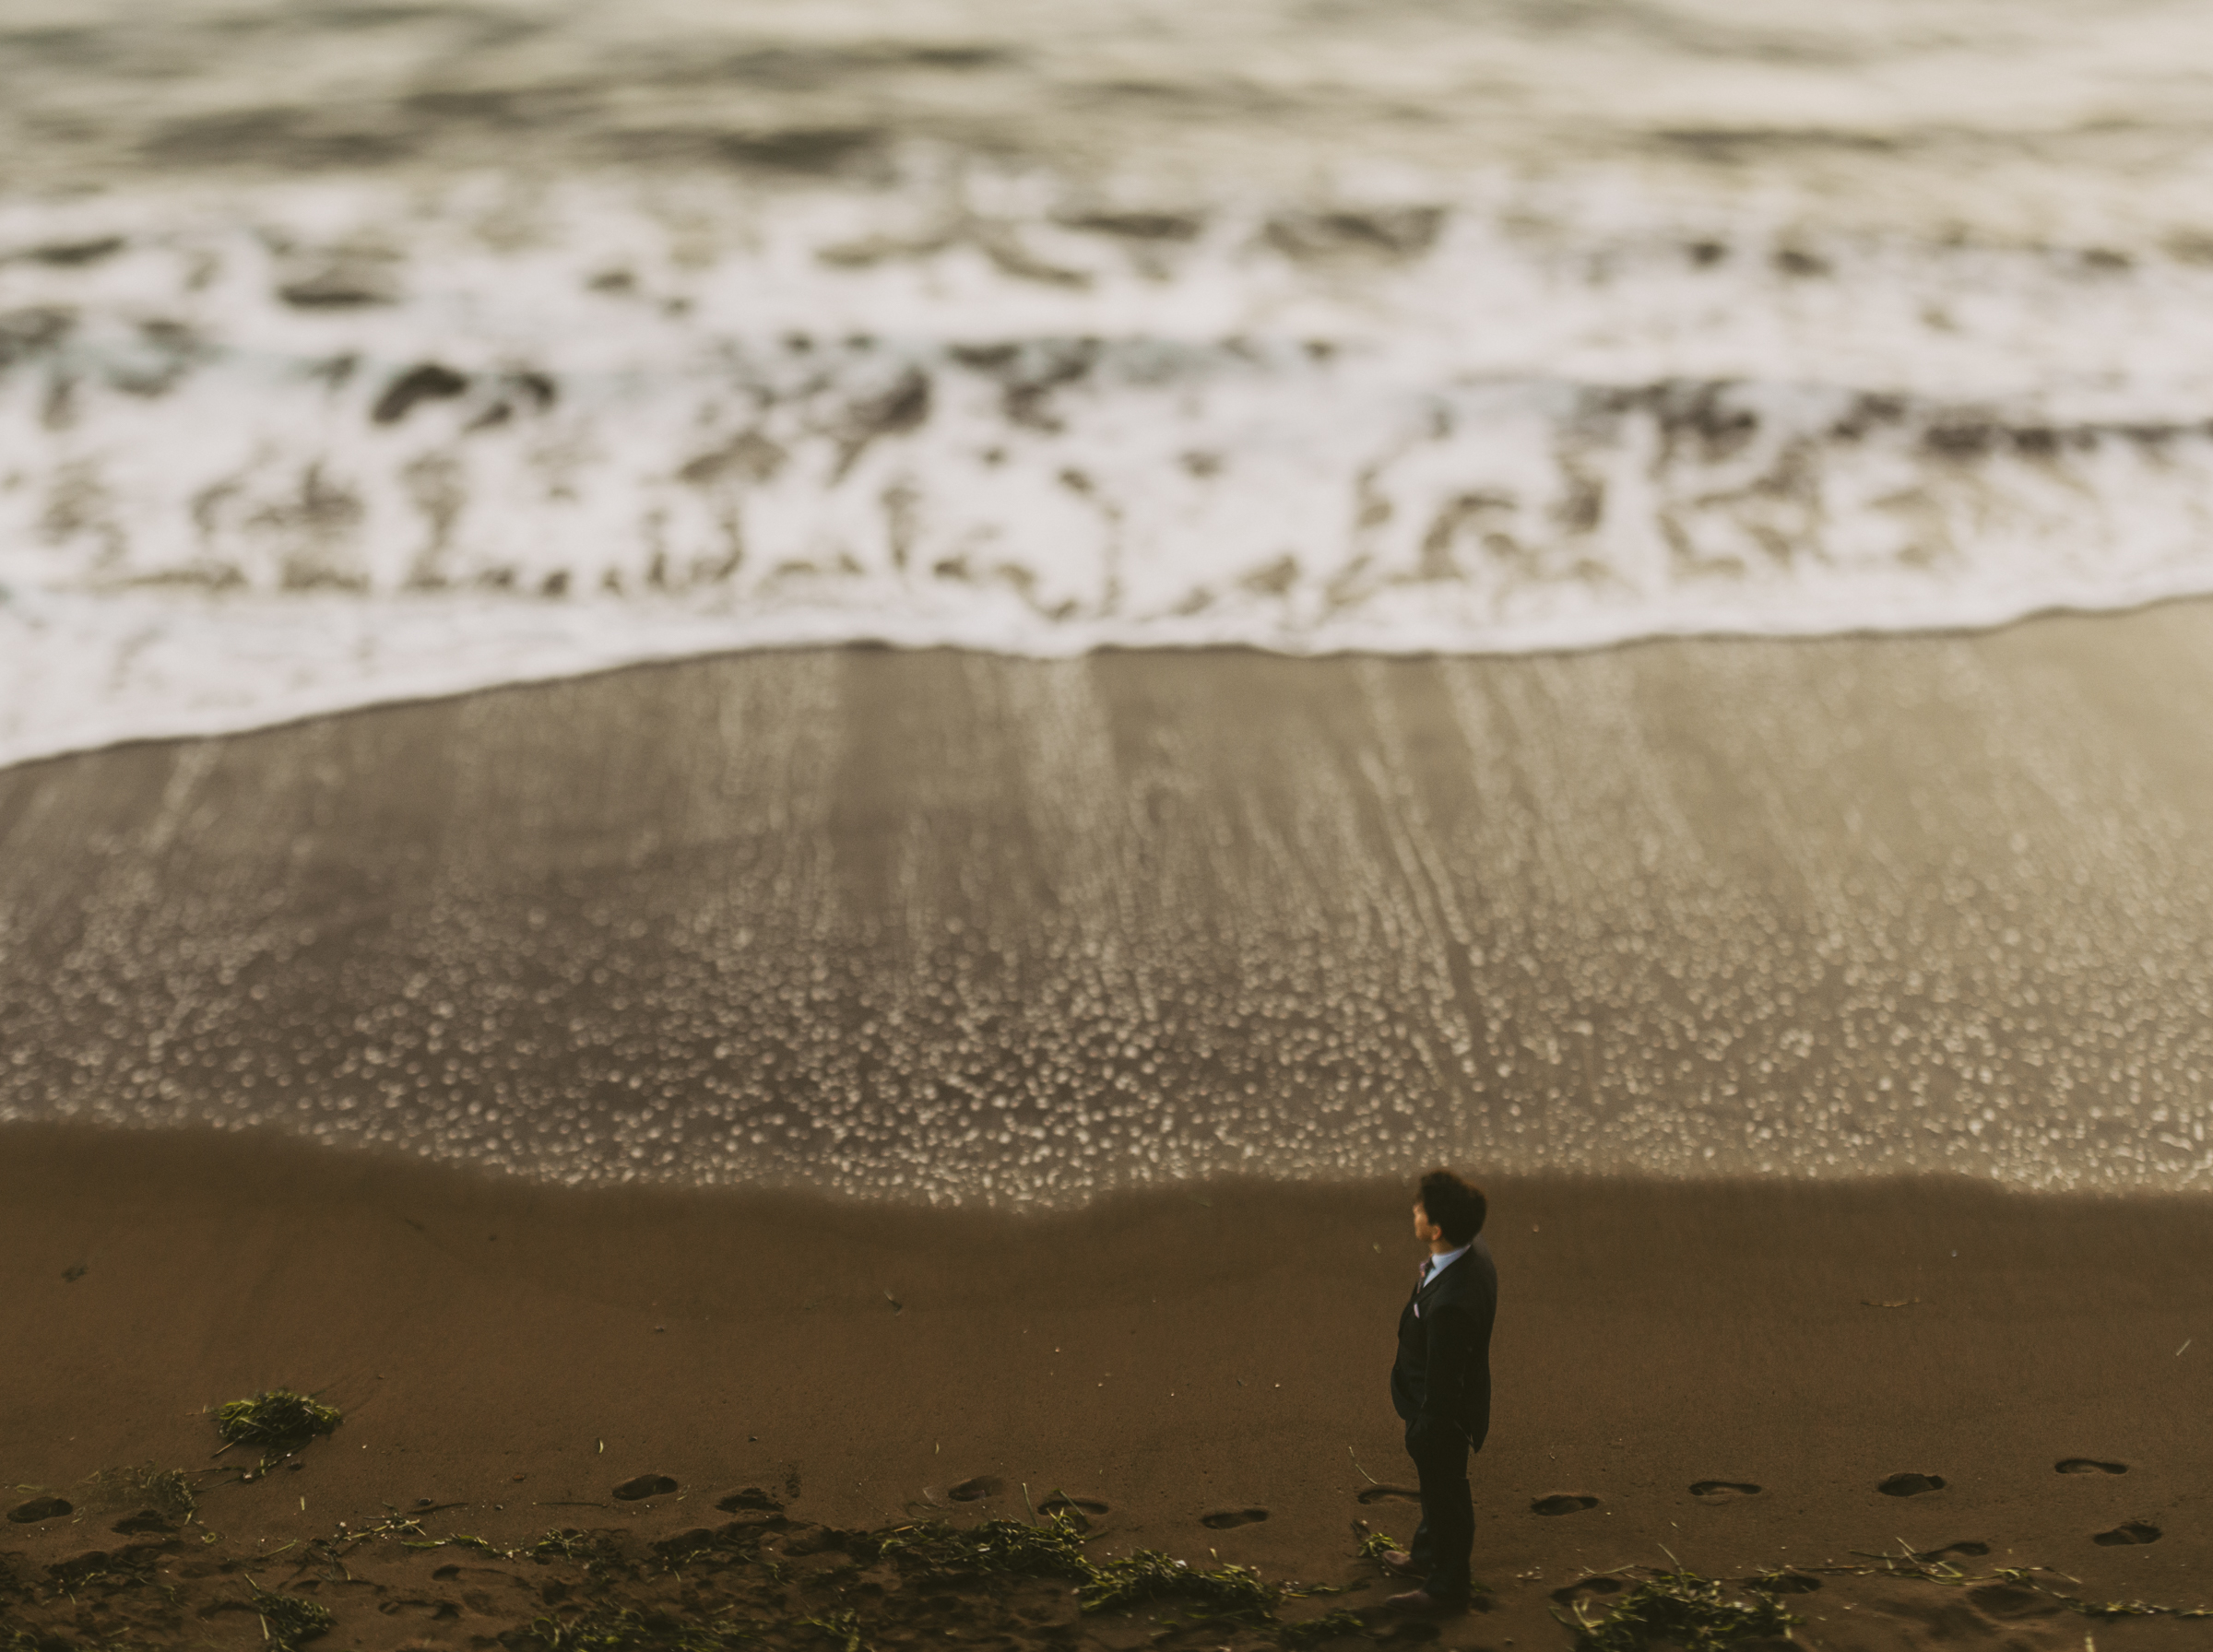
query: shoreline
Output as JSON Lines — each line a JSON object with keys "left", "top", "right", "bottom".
{"left": 6, "top": 1121, "right": 2210, "bottom": 1649}
{"left": 15, "top": 586, "right": 2213, "bottom": 784}
{"left": 8, "top": 610, "right": 2213, "bottom": 1201}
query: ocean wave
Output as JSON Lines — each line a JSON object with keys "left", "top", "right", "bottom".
{"left": 6, "top": 168, "right": 2213, "bottom": 767}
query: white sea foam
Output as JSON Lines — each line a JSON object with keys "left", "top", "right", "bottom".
{"left": 8, "top": 0, "right": 2213, "bottom": 767}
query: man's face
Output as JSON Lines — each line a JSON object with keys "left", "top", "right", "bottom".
{"left": 1413, "top": 1199, "right": 1438, "bottom": 1245}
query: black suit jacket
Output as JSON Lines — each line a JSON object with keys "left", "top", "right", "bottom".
{"left": 1390, "top": 1238, "right": 1497, "bottom": 1451}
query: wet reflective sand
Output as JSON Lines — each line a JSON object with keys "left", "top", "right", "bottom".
{"left": 6, "top": 604, "right": 2213, "bottom": 1203}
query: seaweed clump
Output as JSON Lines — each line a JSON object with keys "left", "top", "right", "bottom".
{"left": 798, "top": 1609, "right": 866, "bottom": 1652}
{"left": 870, "top": 1507, "right": 1284, "bottom": 1626}
{"left": 1279, "top": 1608, "right": 1367, "bottom": 1647}
{"left": 1557, "top": 1564, "right": 1800, "bottom": 1650}
{"left": 873, "top": 1511, "right": 1095, "bottom": 1582}
{"left": 1076, "top": 1548, "right": 1279, "bottom": 1620}
{"left": 1352, "top": 1530, "right": 1397, "bottom": 1562}
{"left": 214, "top": 1390, "right": 341, "bottom": 1452}
{"left": 516, "top": 1603, "right": 756, "bottom": 1652}
{"left": 1834, "top": 1548, "right": 2213, "bottom": 1625}
{"left": 247, "top": 1580, "right": 335, "bottom": 1650}
{"left": 2043, "top": 1585, "right": 2213, "bottom": 1622}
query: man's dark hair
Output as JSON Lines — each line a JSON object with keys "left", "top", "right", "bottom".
{"left": 1417, "top": 1168, "right": 1486, "bottom": 1245}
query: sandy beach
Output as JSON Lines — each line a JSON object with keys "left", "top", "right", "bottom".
{"left": 5, "top": 1123, "right": 2211, "bottom": 1650}
{"left": 7, "top": 613, "right": 2213, "bottom": 1648}
{"left": 14, "top": 5, "right": 2213, "bottom": 1646}
{"left": 8, "top": 608, "right": 2213, "bottom": 1201}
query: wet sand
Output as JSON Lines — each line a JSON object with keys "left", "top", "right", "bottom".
{"left": 7, "top": 608, "right": 2213, "bottom": 1200}
{"left": 5, "top": 1123, "right": 2212, "bottom": 1651}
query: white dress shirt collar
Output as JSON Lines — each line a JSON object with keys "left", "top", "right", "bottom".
{"left": 1421, "top": 1243, "right": 1470, "bottom": 1286}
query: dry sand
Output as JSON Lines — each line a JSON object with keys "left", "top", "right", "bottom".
{"left": 5, "top": 1123, "right": 2210, "bottom": 1650}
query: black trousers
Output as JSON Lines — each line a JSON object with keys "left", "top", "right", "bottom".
{"left": 1403, "top": 1422, "right": 1473, "bottom": 1602}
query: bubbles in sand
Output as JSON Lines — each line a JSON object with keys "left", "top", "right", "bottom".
{"left": 6, "top": 642, "right": 2213, "bottom": 1204}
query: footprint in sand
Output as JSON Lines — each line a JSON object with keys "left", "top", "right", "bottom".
{"left": 1689, "top": 1481, "right": 1761, "bottom": 1501}
{"left": 1877, "top": 1472, "right": 1946, "bottom": 1497}
{"left": 1913, "top": 1540, "right": 1990, "bottom": 1562}
{"left": 946, "top": 1475, "right": 1004, "bottom": 1503}
{"left": 1038, "top": 1494, "right": 1108, "bottom": 1530}
{"left": 1964, "top": 1581, "right": 2063, "bottom": 1621}
{"left": 611, "top": 1474, "right": 678, "bottom": 1501}
{"left": 1550, "top": 1575, "right": 1626, "bottom": 1607}
{"left": 1532, "top": 1493, "right": 1601, "bottom": 1516}
{"left": 2093, "top": 1522, "right": 2161, "bottom": 1547}
{"left": 7, "top": 1497, "right": 70, "bottom": 1524}
{"left": 1040, "top": 1494, "right": 1108, "bottom": 1516}
{"left": 1201, "top": 1507, "right": 1270, "bottom": 1529}
{"left": 1751, "top": 1571, "right": 1822, "bottom": 1595}
{"left": 2056, "top": 1457, "right": 2129, "bottom": 1475}
{"left": 111, "top": 1510, "right": 178, "bottom": 1536}
{"left": 716, "top": 1487, "right": 783, "bottom": 1514}
{"left": 1355, "top": 1485, "right": 1422, "bottom": 1505}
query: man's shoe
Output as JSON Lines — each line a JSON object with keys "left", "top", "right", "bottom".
{"left": 1385, "top": 1587, "right": 1465, "bottom": 1615}
{"left": 1379, "top": 1550, "right": 1424, "bottom": 1579}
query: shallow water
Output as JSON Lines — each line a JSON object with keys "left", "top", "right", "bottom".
{"left": 6, "top": 635, "right": 2212, "bottom": 1204}
{"left": 8, "top": 1, "right": 2213, "bottom": 764}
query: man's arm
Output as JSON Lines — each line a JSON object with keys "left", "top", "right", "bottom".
{"left": 1411, "top": 1303, "right": 1476, "bottom": 1442}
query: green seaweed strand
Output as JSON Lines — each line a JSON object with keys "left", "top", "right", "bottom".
{"left": 214, "top": 1391, "right": 343, "bottom": 1449}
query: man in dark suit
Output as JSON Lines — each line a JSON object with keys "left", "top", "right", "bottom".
{"left": 1383, "top": 1167, "right": 1497, "bottom": 1613}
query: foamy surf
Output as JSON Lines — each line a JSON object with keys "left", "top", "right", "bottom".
{"left": 7, "top": 163, "right": 2213, "bottom": 768}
